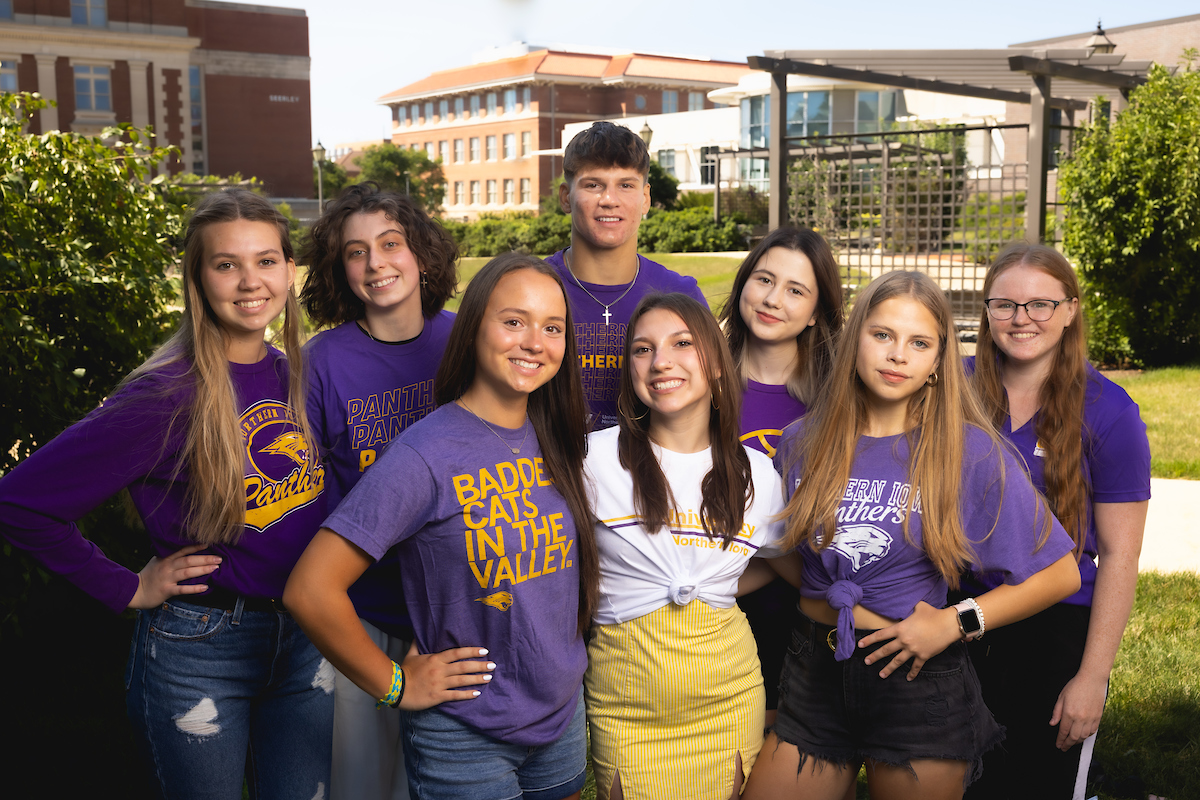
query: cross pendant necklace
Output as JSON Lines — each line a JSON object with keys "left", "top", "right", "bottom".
{"left": 563, "top": 249, "right": 640, "bottom": 326}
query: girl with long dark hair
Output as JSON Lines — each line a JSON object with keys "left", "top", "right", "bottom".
{"left": 285, "top": 253, "right": 598, "bottom": 800}
{"left": 964, "top": 244, "right": 1150, "bottom": 799}
{"left": 584, "top": 292, "right": 790, "bottom": 800}
{"left": 0, "top": 189, "right": 332, "bottom": 798}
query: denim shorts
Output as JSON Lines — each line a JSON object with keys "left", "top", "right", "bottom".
{"left": 402, "top": 692, "right": 587, "bottom": 800}
{"left": 773, "top": 613, "right": 1003, "bottom": 786}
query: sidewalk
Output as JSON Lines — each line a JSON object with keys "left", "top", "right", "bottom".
{"left": 1138, "top": 478, "right": 1198, "bottom": 574}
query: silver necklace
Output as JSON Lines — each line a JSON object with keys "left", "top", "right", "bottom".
{"left": 458, "top": 399, "right": 530, "bottom": 455}
{"left": 563, "top": 248, "right": 641, "bottom": 326}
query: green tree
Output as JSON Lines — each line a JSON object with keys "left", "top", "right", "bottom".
{"left": 313, "top": 159, "right": 350, "bottom": 200}
{"left": 1059, "top": 58, "right": 1200, "bottom": 366}
{"left": 354, "top": 143, "right": 445, "bottom": 213}
{"left": 648, "top": 160, "right": 679, "bottom": 210}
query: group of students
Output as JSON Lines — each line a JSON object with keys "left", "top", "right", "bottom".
{"left": 0, "top": 121, "right": 1149, "bottom": 800}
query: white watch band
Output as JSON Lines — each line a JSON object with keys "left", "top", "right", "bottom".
{"left": 953, "top": 598, "right": 986, "bottom": 641}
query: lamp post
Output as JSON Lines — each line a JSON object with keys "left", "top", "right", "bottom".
{"left": 639, "top": 122, "right": 653, "bottom": 149}
{"left": 1086, "top": 21, "right": 1117, "bottom": 55}
{"left": 312, "top": 140, "right": 326, "bottom": 211}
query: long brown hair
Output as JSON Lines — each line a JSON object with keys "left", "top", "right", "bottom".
{"left": 719, "top": 225, "right": 844, "bottom": 404}
{"left": 782, "top": 271, "right": 1046, "bottom": 585}
{"left": 300, "top": 182, "right": 459, "bottom": 327}
{"left": 433, "top": 253, "right": 597, "bottom": 634}
{"left": 120, "top": 189, "right": 314, "bottom": 546}
{"left": 973, "top": 243, "right": 1089, "bottom": 557}
{"left": 617, "top": 293, "right": 753, "bottom": 549}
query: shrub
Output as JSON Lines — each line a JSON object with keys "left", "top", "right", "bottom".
{"left": 637, "top": 207, "right": 749, "bottom": 253}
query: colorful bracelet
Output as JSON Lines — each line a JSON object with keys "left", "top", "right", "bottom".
{"left": 376, "top": 660, "right": 405, "bottom": 709}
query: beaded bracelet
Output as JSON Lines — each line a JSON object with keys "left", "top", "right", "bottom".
{"left": 376, "top": 660, "right": 405, "bottom": 709}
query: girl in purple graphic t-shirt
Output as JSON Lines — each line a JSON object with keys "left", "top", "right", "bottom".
{"left": 286, "top": 253, "right": 598, "bottom": 800}
{"left": 719, "top": 225, "right": 845, "bottom": 727}
{"left": 743, "top": 270, "right": 1081, "bottom": 800}
{"left": 300, "top": 183, "right": 459, "bottom": 800}
{"left": 964, "top": 244, "right": 1151, "bottom": 800}
{"left": 0, "top": 189, "right": 332, "bottom": 799}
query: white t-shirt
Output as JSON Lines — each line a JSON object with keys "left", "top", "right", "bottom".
{"left": 584, "top": 426, "right": 788, "bottom": 626}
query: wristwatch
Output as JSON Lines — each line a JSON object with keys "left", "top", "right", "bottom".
{"left": 953, "top": 598, "right": 985, "bottom": 641}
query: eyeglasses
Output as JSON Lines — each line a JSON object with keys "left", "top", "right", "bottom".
{"left": 984, "top": 298, "right": 1072, "bottom": 322}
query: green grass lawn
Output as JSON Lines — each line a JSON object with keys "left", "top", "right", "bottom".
{"left": 1106, "top": 367, "right": 1200, "bottom": 479}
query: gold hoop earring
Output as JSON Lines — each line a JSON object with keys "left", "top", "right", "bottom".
{"left": 711, "top": 393, "right": 720, "bottom": 411}
{"left": 617, "top": 393, "right": 648, "bottom": 421}
{"left": 926, "top": 372, "right": 939, "bottom": 387}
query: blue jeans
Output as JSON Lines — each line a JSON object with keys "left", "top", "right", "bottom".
{"left": 125, "top": 598, "right": 335, "bottom": 800}
{"left": 402, "top": 693, "right": 587, "bottom": 800}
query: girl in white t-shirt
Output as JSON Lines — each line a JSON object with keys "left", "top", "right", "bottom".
{"left": 583, "top": 292, "right": 790, "bottom": 800}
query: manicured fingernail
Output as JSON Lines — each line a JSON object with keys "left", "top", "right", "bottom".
{"left": 472, "top": 691, "right": 481, "bottom": 697}
{"left": 478, "top": 649, "right": 489, "bottom": 655}
{"left": 482, "top": 674, "right": 492, "bottom": 681}
{"left": 486, "top": 662, "right": 496, "bottom": 670}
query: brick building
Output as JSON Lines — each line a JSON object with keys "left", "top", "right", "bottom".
{"left": 377, "top": 44, "right": 749, "bottom": 219}
{"left": 0, "top": 0, "right": 312, "bottom": 197}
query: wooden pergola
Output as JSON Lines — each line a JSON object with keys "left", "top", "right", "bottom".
{"left": 747, "top": 48, "right": 1156, "bottom": 243}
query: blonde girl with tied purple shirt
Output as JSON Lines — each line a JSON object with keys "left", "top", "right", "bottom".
{"left": 300, "top": 182, "right": 459, "bottom": 800}
{"left": 718, "top": 224, "right": 845, "bottom": 727}
{"left": 0, "top": 189, "right": 332, "bottom": 799}
{"left": 743, "top": 271, "right": 1081, "bottom": 800}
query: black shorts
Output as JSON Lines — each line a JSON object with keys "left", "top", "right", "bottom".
{"left": 773, "top": 613, "right": 1003, "bottom": 786}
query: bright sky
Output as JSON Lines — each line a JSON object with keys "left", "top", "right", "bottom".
{"left": 245, "top": 0, "right": 1198, "bottom": 147}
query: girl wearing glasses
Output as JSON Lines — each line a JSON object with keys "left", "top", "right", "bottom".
{"left": 964, "top": 244, "right": 1151, "bottom": 799}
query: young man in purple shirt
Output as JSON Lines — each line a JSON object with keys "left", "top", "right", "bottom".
{"left": 545, "top": 121, "right": 707, "bottom": 429}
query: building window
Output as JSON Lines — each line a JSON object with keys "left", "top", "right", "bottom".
{"left": 410, "top": 143, "right": 419, "bottom": 151}
{"left": 740, "top": 95, "right": 768, "bottom": 149}
{"left": 189, "top": 65, "right": 205, "bottom": 175}
{"left": 503, "top": 179, "right": 515, "bottom": 204}
{"left": 486, "top": 179, "right": 497, "bottom": 204}
{"left": 454, "top": 181, "right": 465, "bottom": 206}
{"left": 688, "top": 92, "right": 705, "bottom": 112}
{"left": 424, "top": 101, "right": 434, "bottom": 123}
{"left": 1, "top": 59, "right": 17, "bottom": 94}
{"left": 395, "top": 105, "right": 407, "bottom": 125}
{"left": 486, "top": 135, "right": 497, "bottom": 161}
{"left": 504, "top": 88, "right": 516, "bottom": 114}
{"left": 425, "top": 142, "right": 434, "bottom": 157}
{"left": 634, "top": 94, "right": 646, "bottom": 111}
{"left": 74, "top": 65, "right": 111, "bottom": 112}
{"left": 0, "top": 1, "right": 12, "bottom": 20}
{"left": 486, "top": 92, "right": 497, "bottom": 116}
{"left": 700, "top": 146, "right": 718, "bottom": 185}
{"left": 470, "top": 95, "right": 480, "bottom": 117}
{"left": 470, "top": 180, "right": 481, "bottom": 205}
{"left": 71, "top": 0, "right": 106, "bottom": 27}
{"left": 520, "top": 178, "right": 531, "bottom": 204}
{"left": 439, "top": 140, "right": 449, "bottom": 163}
{"left": 439, "top": 99, "right": 448, "bottom": 121}
{"left": 469, "top": 137, "right": 480, "bottom": 162}
{"left": 454, "top": 97, "right": 464, "bottom": 119}
{"left": 784, "top": 91, "right": 832, "bottom": 138}
{"left": 662, "top": 90, "right": 678, "bottom": 114}
{"left": 520, "top": 131, "right": 531, "bottom": 157}
{"left": 739, "top": 157, "right": 769, "bottom": 192}
{"left": 658, "top": 149, "right": 676, "bottom": 177}
{"left": 503, "top": 133, "right": 515, "bottom": 160}
{"left": 410, "top": 103, "right": 419, "bottom": 123}
{"left": 454, "top": 139, "right": 464, "bottom": 163}
{"left": 522, "top": 86, "right": 531, "bottom": 110}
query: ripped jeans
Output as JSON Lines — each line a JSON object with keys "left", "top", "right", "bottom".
{"left": 126, "top": 598, "right": 335, "bottom": 800}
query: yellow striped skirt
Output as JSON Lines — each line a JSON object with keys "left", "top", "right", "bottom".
{"left": 585, "top": 601, "right": 765, "bottom": 800}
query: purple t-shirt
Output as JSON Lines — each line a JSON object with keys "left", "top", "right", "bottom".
{"left": 323, "top": 402, "right": 586, "bottom": 746}
{"left": 963, "top": 358, "right": 1151, "bottom": 606}
{"left": 739, "top": 380, "right": 807, "bottom": 459}
{"left": 305, "top": 313, "right": 454, "bottom": 636}
{"left": 546, "top": 250, "right": 706, "bottom": 429}
{"left": 781, "top": 420, "right": 1074, "bottom": 661}
{"left": 0, "top": 350, "right": 326, "bottom": 613}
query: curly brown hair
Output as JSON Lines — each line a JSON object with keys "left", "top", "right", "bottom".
{"left": 299, "top": 183, "right": 459, "bottom": 328}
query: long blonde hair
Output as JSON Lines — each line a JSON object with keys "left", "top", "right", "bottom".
{"left": 119, "top": 189, "right": 313, "bottom": 546}
{"left": 972, "top": 244, "right": 1089, "bottom": 557}
{"left": 781, "top": 271, "right": 1045, "bottom": 585}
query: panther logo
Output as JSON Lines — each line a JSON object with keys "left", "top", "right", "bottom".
{"left": 261, "top": 432, "right": 310, "bottom": 466}
{"left": 830, "top": 523, "right": 893, "bottom": 571}
{"left": 475, "top": 592, "right": 514, "bottom": 611}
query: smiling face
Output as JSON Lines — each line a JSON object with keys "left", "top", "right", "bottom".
{"left": 630, "top": 307, "right": 714, "bottom": 428}
{"left": 738, "top": 246, "right": 820, "bottom": 349}
{"left": 468, "top": 269, "right": 568, "bottom": 414}
{"left": 198, "top": 219, "right": 295, "bottom": 362}
{"left": 341, "top": 210, "right": 423, "bottom": 327}
{"left": 559, "top": 164, "right": 651, "bottom": 252}
{"left": 986, "top": 263, "right": 1077, "bottom": 375}
{"left": 856, "top": 296, "right": 941, "bottom": 414}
